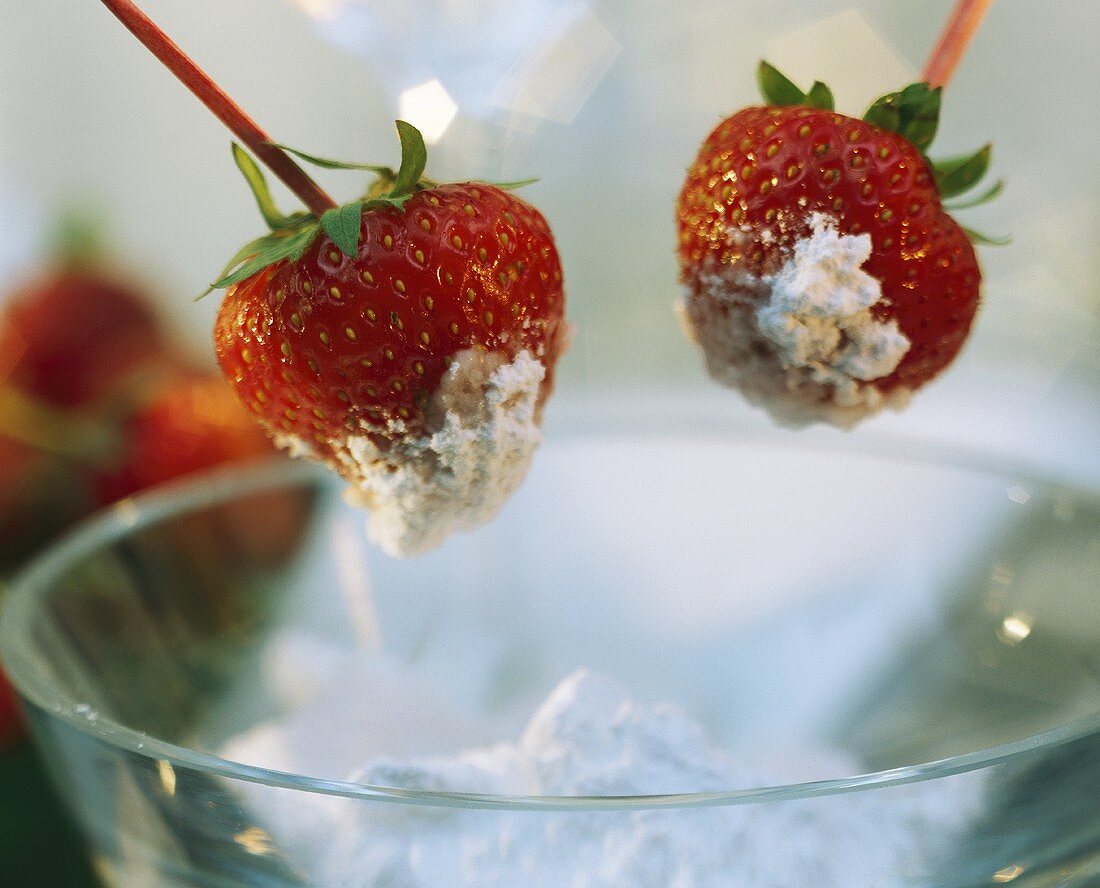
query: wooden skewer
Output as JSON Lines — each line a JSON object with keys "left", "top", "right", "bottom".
{"left": 98, "top": 0, "right": 337, "bottom": 216}
{"left": 922, "top": 0, "right": 995, "bottom": 89}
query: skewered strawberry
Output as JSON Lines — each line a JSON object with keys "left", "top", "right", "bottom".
{"left": 678, "top": 62, "right": 1000, "bottom": 427}
{"left": 96, "top": 0, "right": 568, "bottom": 555}
{"left": 213, "top": 125, "right": 567, "bottom": 556}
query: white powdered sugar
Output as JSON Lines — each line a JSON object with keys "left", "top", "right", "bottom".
{"left": 757, "top": 215, "right": 910, "bottom": 395}
{"left": 682, "top": 214, "right": 913, "bottom": 427}
{"left": 271, "top": 433, "right": 317, "bottom": 461}
{"left": 338, "top": 349, "right": 545, "bottom": 558}
{"left": 225, "top": 670, "right": 983, "bottom": 887}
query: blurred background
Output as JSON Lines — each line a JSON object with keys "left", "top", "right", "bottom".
{"left": 0, "top": 0, "right": 1097, "bottom": 883}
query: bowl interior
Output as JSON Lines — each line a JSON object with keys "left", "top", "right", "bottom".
{"left": 6, "top": 429, "right": 1100, "bottom": 796}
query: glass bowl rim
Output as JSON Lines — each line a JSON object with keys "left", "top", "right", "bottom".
{"left": 3, "top": 427, "right": 1100, "bottom": 812}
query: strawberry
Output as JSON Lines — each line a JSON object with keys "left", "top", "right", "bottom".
{"left": 93, "top": 372, "right": 277, "bottom": 505}
{"left": 91, "top": 370, "right": 315, "bottom": 571}
{"left": 678, "top": 63, "right": 1000, "bottom": 427}
{"left": 211, "top": 122, "right": 567, "bottom": 556}
{"left": 0, "top": 266, "right": 165, "bottom": 411}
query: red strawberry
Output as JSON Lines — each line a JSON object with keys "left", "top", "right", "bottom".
{"left": 91, "top": 371, "right": 315, "bottom": 571}
{"left": 678, "top": 63, "right": 996, "bottom": 427}
{"left": 212, "top": 123, "right": 567, "bottom": 556}
{"left": 0, "top": 268, "right": 165, "bottom": 410}
{"left": 93, "top": 372, "right": 276, "bottom": 505}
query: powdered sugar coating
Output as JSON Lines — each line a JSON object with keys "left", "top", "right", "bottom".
{"left": 338, "top": 348, "right": 545, "bottom": 557}
{"left": 758, "top": 215, "right": 910, "bottom": 382}
{"left": 682, "top": 214, "right": 913, "bottom": 427}
{"left": 271, "top": 433, "right": 316, "bottom": 460}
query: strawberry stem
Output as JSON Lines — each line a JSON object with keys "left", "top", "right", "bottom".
{"left": 922, "top": 0, "right": 995, "bottom": 88}
{"left": 97, "top": 0, "right": 337, "bottom": 217}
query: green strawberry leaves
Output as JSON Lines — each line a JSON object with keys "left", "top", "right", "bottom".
{"left": 804, "top": 81, "right": 835, "bottom": 111}
{"left": 208, "top": 118, "right": 545, "bottom": 294}
{"left": 931, "top": 146, "right": 1008, "bottom": 242}
{"left": 233, "top": 143, "right": 292, "bottom": 230}
{"left": 756, "top": 61, "right": 1004, "bottom": 247}
{"left": 492, "top": 178, "right": 540, "bottom": 190}
{"left": 198, "top": 146, "right": 323, "bottom": 296}
{"left": 860, "top": 87, "right": 1003, "bottom": 225}
{"left": 271, "top": 120, "right": 431, "bottom": 210}
{"left": 863, "top": 83, "right": 942, "bottom": 152}
{"left": 273, "top": 120, "right": 536, "bottom": 202}
{"left": 389, "top": 120, "right": 428, "bottom": 204}
{"left": 757, "top": 61, "right": 944, "bottom": 152}
{"left": 207, "top": 222, "right": 321, "bottom": 293}
{"left": 757, "top": 61, "right": 805, "bottom": 107}
{"left": 932, "top": 144, "right": 992, "bottom": 198}
{"left": 321, "top": 200, "right": 363, "bottom": 257}
{"left": 960, "top": 226, "right": 1011, "bottom": 246}
{"left": 267, "top": 143, "right": 394, "bottom": 176}
{"left": 757, "top": 61, "right": 835, "bottom": 111}
{"left": 208, "top": 121, "right": 433, "bottom": 293}
{"left": 945, "top": 178, "right": 1004, "bottom": 210}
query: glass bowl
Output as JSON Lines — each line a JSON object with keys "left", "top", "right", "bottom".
{"left": 3, "top": 406, "right": 1100, "bottom": 887}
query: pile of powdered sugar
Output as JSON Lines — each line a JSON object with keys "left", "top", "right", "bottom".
{"left": 682, "top": 213, "right": 913, "bottom": 427}
{"left": 339, "top": 348, "right": 546, "bottom": 557}
{"left": 224, "top": 669, "right": 983, "bottom": 887}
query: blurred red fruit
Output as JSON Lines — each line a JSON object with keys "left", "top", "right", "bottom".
{"left": 93, "top": 372, "right": 277, "bottom": 505}
{"left": 0, "top": 250, "right": 293, "bottom": 752}
{"left": 0, "top": 270, "right": 165, "bottom": 410}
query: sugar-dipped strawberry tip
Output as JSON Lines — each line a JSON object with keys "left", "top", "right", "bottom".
{"left": 677, "top": 60, "right": 1002, "bottom": 428}
{"left": 213, "top": 122, "right": 568, "bottom": 557}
